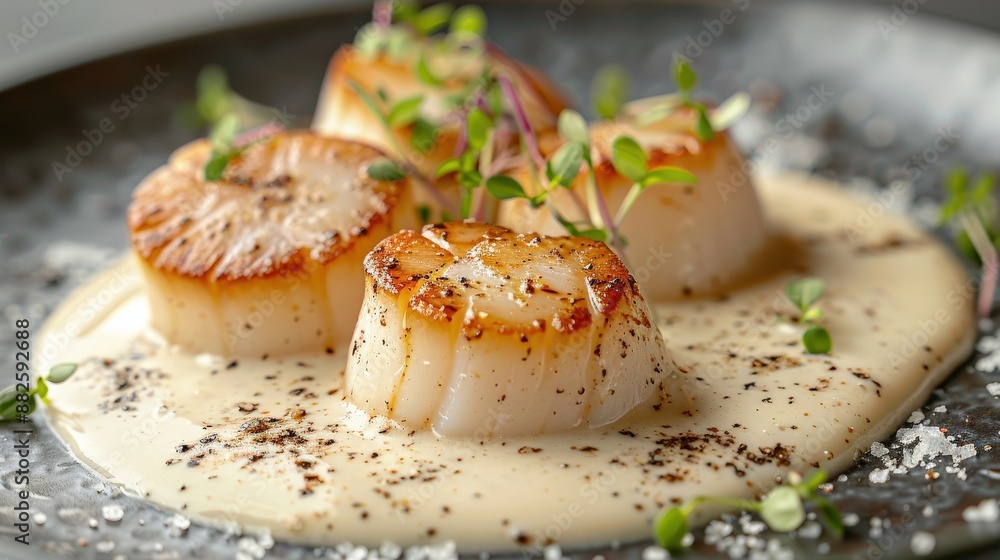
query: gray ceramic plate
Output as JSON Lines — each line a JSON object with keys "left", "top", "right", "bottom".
{"left": 2, "top": 1, "right": 1000, "bottom": 559}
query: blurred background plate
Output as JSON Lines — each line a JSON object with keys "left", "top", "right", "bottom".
{"left": 1, "top": 1, "right": 1000, "bottom": 559}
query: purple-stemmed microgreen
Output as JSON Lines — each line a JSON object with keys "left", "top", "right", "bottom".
{"left": 653, "top": 470, "right": 844, "bottom": 552}
{"left": 938, "top": 167, "right": 998, "bottom": 317}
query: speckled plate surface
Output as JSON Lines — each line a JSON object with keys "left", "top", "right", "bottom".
{"left": 2, "top": 1, "right": 1000, "bottom": 559}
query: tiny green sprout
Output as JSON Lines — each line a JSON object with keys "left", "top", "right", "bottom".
{"left": 759, "top": 486, "right": 806, "bottom": 532}
{"left": 0, "top": 363, "right": 80, "bottom": 422}
{"left": 938, "top": 167, "right": 999, "bottom": 264}
{"left": 367, "top": 159, "right": 410, "bottom": 182}
{"left": 803, "top": 325, "right": 833, "bottom": 355}
{"left": 546, "top": 142, "right": 584, "bottom": 189}
{"left": 653, "top": 507, "right": 689, "bottom": 552}
{"left": 47, "top": 363, "right": 78, "bottom": 384}
{"left": 485, "top": 175, "right": 527, "bottom": 200}
{"left": 672, "top": 55, "right": 697, "bottom": 95}
{"left": 590, "top": 64, "right": 631, "bottom": 121}
{"left": 557, "top": 109, "right": 590, "bottom": 149}
{"left": 653, "top": 470, "right": 843, "bottom": 552}
{"left": 386, "top": 94, "right": 425, "bottom": 127}
{"left": 449, "top": 4, "right": 487, "bottom": 37}
{"left": 610, "top": 135, "right": 698, "bottom": 227}
{"left": 786, "top": 277, "right": 832, "bottom": 355}
{"left": 786, "top": 277, "right": 825, "bottom": 313}
{"left": 695, "top": 106, "right": 715, "bottom": 142}
{"left": 398, "top": 2, "right": 454, "bottom": 36}
{"left": 204, "top": 113, "right": 242, "bottom": 182}
{"left": 416, "top": 55, "right": 444, "bottom": 86}
{"left": 610, "top": 136, "right": 648, "bottom": 184}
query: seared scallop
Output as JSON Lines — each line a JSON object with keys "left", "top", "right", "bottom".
{"left": 312, "top": 42, "right": 568, "bottom": 216}
{"left": 128, "top": 131, "right": 417, "bottom": 357}
{"left": 346, "top": 222, "right": 676, "bottom": 437}
{"left": 498, "top": 105, "right": 770, "bottom": 300}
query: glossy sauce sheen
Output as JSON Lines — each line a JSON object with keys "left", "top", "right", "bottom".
{"left": 41, "top": 174, "right": 975, "bottom": 552}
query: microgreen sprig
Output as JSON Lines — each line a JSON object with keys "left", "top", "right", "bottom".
{"left": 938, "top": 167, "right": 998, "bottom": 318}
{"left": 625, "top": 56, "right": 750, "bottom": 141}
{"left": 0, "top": 363, "right": 78, "bottom": 422}
{"left": 786, "top": 277, "right": 832, "bottom": 354}
{"left": 653, "top": 470, "right": 843, "bottom": 552}
{"left": 188, "top": 66, "right": 293, "bottom": 182}
{"left": 591, "top": 64, "right": 631, "bottom": 121}
{"left": 609, "top": 136, "right": 698, "bottom": 227}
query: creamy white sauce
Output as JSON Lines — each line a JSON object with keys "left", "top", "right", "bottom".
{"left": 40, "top": 173, "right": 975, "bottom": 552}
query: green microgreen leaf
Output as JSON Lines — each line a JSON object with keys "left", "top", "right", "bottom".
{"left": 367, "top": 158, "right": 409, "bottom": 182}
{"left": 545, "top": 142, "right": 584, "bottom": 189}
{"left": 673, "top": 55, "right": 697, "bottom": 93}
{"left": 641, "top": 166, "right": 699, "bottom": 187}
{"left": 803, "top": 325, "right": 833, "bottom": 355}
{"left": 204, "top": 151, "right": 233, "bottom": 182}
{"left": 466, "top": 108, "right": 492, "bottom": 152}
{"left": 416, "top": 55, "right": 444, "bottom": 86}
{"left": 577, "top": 228, "right": 609, "bottom": 242}
{"left": 786, "top": 278, "right": 826, "bottom": 314}
{"left": 653, "top": 507, "right": 688, "bottom": 552}
{"left": 485, "top": 175, "right": 527, "bottom": 200}
{"left": 634, "top": 94, "right": 685, "bottom": 127}
{"left": 47, "top": 363, "right": 79, "bottom": 384}
{"left": 710, "top": 91, "right": 752, "bottom": 131}
{"left": 798, "top": 469, "right": 827, "bottom": 496}
{"left": 410, "top": 117, "right": 439, "bottom": 154}
{"left": 457, "top": 168, "right": 483, "bottom": 189}
{"left": 450, "top": 4, "right": 487, "bottom": 37}
{"left": 404, "top": 2, "right": 454, "bottom": 35}
{"left": 34, "top": 377, "right": 48, "bottom": 401}
{"left": 814, "top": 497, "right": 845, "bottom": 539}
{"left": 195, "top": 65, "right": 232, "bottom": 124}
{"left": 387, "top": 94, "right": 425, "bottom": 127}
{"left": 695, "top": 105, "right": 715, "bottom": 142}
{"left": 436, "top": 157, "right": 462, "bottom": 178}
{"left": 759, "top": 486, "right": 806, "bottom": 533}
{"left": 610, "top": 136, "right": 648, "bottom": 183}
{"left": 557, "top": 109, "right": 590, "bottom": 148}
{"left": 591, "top": 64, "right": 631, "bottom": 121}
{"left": 0, "top": 387, "right": 17, "bottom": 420}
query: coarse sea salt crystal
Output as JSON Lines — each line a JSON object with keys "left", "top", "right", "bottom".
{"left": 101, "top": 505, "right": 124, "bottom": 522}
{"left": 911, "top": 531, "right": 935, "bottom": 555}
{"left": 963, "top": 499, "right": 1000, "bottom": 522}
{"left": 640, "top": 546, "right": 668, "bottom": 560}
{"left": 868, "top": 468, "right": 890, "bottom": 484}
{"left": 543, "top": 544, "right": 562, "bottom": 560}
{"left": 842, "top": 513, "right": 860, "bottom": 527}
{"left": 907, "top": 410, "right": 925, "bottom": 424}
{"left": 932, "top": 405, "right": 947, "bottom": 413}
{"left": 987, "top": 383, "right": 1000, "bottom": 397}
